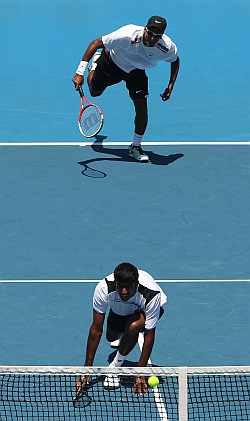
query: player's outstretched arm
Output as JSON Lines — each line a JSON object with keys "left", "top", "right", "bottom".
{"left": 137, "top": 328, "right": 156, "bottom": 367}
{"left": 133, "top": 328, "right": 156, "bottom": 394}
{"left": 161, "top": 56, "right": 180, "bottom": 101}
{"left": 72, "top": 38, "right": 104, "bottom": 90}
{"left": 84, "top": 310, "right": 105, "bottom": 366}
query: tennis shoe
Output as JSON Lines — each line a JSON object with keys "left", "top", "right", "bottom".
{"left": 128, "top": 144, "right": 149, "bottom": 162}
{"left": 103, "top": 374, "right": 120, "bottom": 389}
{"left": 88, "top": 51, "right": 102, "bottom": 72}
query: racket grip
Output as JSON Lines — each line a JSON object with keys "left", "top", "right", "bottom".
{"left": 79, "top": 86, "right": 84, "bottom": 97}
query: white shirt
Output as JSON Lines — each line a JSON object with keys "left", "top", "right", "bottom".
{"left": 102, "top": 24, "right": 178, "bottom": 73}
{"left": 93, "top": 270, "right": 167, "bottom": 330}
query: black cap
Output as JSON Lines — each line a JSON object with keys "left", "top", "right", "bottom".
{"left": 146, "top": 16, "right": 167, "bottom": 34}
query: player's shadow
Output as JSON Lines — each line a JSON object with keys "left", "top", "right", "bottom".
{"left": 78, "top": 135, "right": 184, "bottom": 178}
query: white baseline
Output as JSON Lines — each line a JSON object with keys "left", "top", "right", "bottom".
{"left": 0, "top": 279, "right": 250, "bottom": 283}
{"left": 0, "top": 141, "right": 250, "bottom": 147}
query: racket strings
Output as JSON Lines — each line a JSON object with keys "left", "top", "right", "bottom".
{"left": 78, "top": 105, "right": 103, "bottom": 138}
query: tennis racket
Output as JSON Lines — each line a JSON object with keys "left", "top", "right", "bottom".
{"left": 73, "top": 376, "right": 92, "bottom": 408}
{"left": 73, "top": 390, "right": 92, "bottom": 408}
{"left": 77, "top": 86, "right": 104, "bottom": 138}
{"left": 73, "top": 374, "right": 104, "bottom": 408}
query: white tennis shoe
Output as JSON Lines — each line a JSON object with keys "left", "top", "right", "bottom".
{"left": 103, "top": 374, "right": 120, "bottom": 388}
{"left": 103, "top": 351, "right": 123, "bottom": 388}
{"left": 128, "top": 144, "right": 149, "bottom": 162}
{"left": 88, "top": 51, "right": 102, "bottom": 72}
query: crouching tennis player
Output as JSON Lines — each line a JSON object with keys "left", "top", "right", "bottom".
{"left": 72, "top": 16, "right": 180, "bottom": 162}
{"left": 77, "top": 262, "right": 167, "bottom": 394}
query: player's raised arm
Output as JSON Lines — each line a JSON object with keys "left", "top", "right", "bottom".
{"left": 72, "top": 38, "right": 104, "bottom": 90}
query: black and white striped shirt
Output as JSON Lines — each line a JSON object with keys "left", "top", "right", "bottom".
{"left": 93, "top": 270, "right": 167, "bottom": 330}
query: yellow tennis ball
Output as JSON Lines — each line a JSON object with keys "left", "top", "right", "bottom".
{"left": 148, "top": 375, "right": 159, "bottom": 388}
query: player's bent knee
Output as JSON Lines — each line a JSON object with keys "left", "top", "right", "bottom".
{"left": 128, "top": 320, "right": 145, "bottom": 334}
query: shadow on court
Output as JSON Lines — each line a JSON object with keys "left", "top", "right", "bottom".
{"left": 78, "top": 136, "right": 184, "bottom": 178}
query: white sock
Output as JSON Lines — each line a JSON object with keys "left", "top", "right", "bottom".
{"left": 132, "top": 133, "right": 143, "bottom": 146}
{"left": 109, "top": 351, "right": 125, "bottom": 367}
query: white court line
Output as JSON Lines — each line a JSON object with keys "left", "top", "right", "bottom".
{"left": 0, "top": 279, "right": 250, "bottom": 283}
{"left": 0, "top": 141, "right": 250, "bottom": 147}
{"left": 138, "top": 332, "right": 169, "bottom": 421}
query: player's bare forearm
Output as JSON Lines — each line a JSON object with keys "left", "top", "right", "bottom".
{"left": 168, "top": 56, "right": 180, "bottom": 89}
{"left": 84, "top": 325, "right": 103, "bottom": 365}
{"left": 161, "top": 56, "right": 180, "bottom": 101}
{"left": 72, "top": 38, "right": 104, "bottom": 89}
{"left": 133, "top": 328, "right": 155, "bottom": 394}
{"left": 137, "top": 329, "right": 155, "bottom": 367}
{"left": 81, "top": 38, "right": 104, "bottom": 62}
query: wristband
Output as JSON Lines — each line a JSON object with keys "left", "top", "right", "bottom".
{"left": 75, "top": 61, "right": 88, "bottom": 76}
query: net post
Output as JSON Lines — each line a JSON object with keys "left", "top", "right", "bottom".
{"left": 178, "top": 367, "right": 188, "bottom": 421}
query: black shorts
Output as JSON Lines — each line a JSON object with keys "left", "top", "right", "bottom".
{"left": 106, "top": 307, "right": 164, "bottom": 339}
{"left": 92, "top": 50, "right": 149, "bottom": 100}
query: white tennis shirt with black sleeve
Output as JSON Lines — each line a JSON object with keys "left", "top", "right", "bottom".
{"left": 102, "top": 24, "right": 178, "bottom": 74}
{"left": 93, "top": 270, "right": 167, "bottom": 330}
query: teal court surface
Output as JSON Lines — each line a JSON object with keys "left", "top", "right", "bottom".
{"left": 1, "top": 142, "right": 250, "bottom": 420}
{"left": 0, "top": 141, "right": 250, "bottom": 367}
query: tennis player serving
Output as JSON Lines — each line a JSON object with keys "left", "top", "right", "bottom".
{"left": 76, "top": 262, "right": 167, "bottom": 395}
{"left": 72, "top": 16, "right": 180, "bottom": 162}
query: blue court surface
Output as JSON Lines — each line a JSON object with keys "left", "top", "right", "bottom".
{"left": 0, "top": 281, "right": 250, "bottom": 367}
{"left": 1, "top": 0, "right": 250, "bottom": 141}
{"left": 1, "top": 0, "right": 250, "bottom": 372}
{"left": 0, "top": 142, "right": 250, "bottom": 368}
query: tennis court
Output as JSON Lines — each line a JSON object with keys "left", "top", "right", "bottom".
{"left": 1, "top": 0, "right": 250, "bottom": 419}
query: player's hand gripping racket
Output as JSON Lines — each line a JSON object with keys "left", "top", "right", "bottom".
{"left": 73, "top": 375, "right": 92, "bottom": 408}
{"left": 77, "top": 86, "right": 104, "bottom": 138}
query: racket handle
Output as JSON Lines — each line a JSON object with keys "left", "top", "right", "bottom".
{"left": 79, "top": 86, "right": 84, "bottom": 98}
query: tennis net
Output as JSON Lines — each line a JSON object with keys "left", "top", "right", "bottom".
{"left": 0, "top": 365, "right": 250, "bottom": 420}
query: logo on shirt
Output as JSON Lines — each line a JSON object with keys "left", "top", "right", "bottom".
{"left": 156, "top": 43, "right": 170, "bottom": 53}
{"left": 131, "top": 35, "right": 142, "bottom": 45}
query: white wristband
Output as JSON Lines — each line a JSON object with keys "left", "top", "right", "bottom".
{"left": 75, "top": 61, "right": 88, "bottom": 76}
